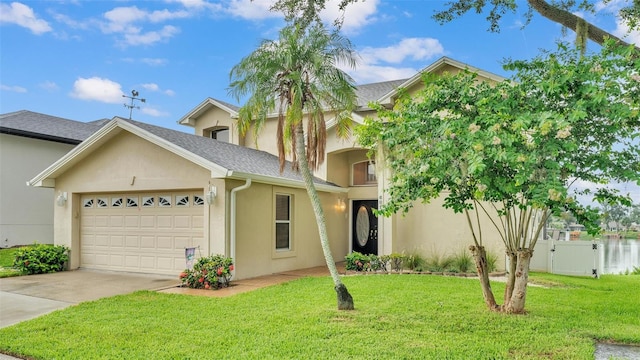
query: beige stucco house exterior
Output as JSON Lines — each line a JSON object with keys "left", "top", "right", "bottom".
{"left": 28, "top": 56, "right": 508, "bottom": 279}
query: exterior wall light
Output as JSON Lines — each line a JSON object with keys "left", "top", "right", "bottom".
{"left": 56, "top": 191, "right": 68, "bottom": 207}
{"left": 206, "top": 186, "right": 217, "bottom": 205}
{"left": 335, "top": 198, "right": 346, "bottom": 212}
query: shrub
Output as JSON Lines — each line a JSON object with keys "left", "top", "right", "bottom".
{"left": 486, "top": 252, "right": 499, "bottom": 273}
{"left": 372, "top": 254, "right": 390, "bottom": 272}
{"left": 13, "top": 244, "right": 69, "bottom": 275}
{"left": 425, "top": 254, "right": 454, "bottom": 272}
{"left": 403, "top": 253, "right": 425, "bottom": 271}
{"left": 345, "top": 251, "right": 369, "bottom": 271}
{"left": 180, "top": 254, "right": 233, "bottom": 290}
{"left": 451, "top": 250, "right": 474, "bottom": 273}
{"left": 389, "top": 253, "right": 405, "bottom": 272}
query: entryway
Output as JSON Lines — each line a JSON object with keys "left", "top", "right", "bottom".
{"left": 352, "top": 200, "right": 378, "bottom": 255}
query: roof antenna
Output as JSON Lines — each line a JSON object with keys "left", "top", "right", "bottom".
{"left": 122, "top": 90, "right": 146, "bottom": 119}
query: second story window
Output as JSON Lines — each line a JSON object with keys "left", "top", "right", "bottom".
{"left": 352, "top": 161, "right": 377, "bottom": 186}
{"left": 208, "top": 126, "right": 230, "bottom": 142}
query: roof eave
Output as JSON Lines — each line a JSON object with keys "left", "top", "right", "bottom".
{"left": 376, "top": 56, "right": 507, "bottom": 104}
{"left": 226, "top": 171, "right": 347, "bottom": 193}
{"left": 28, "top": 118, "right": 231, "bottom": 188}
{"left": 178, "top": 98, "right": 239, "bottom": 127}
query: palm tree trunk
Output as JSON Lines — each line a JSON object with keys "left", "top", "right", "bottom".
{"left": 294, "top": 123, "right": 354, "bottom": 310}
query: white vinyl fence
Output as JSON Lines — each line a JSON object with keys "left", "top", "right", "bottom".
{"left": 530, "top": 239, "right": 603, "bottom": 278}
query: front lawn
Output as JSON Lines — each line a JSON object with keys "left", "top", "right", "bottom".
{"left": 0, "top": 273, "right": 638, "bottom": 359}
{"left": 0, "top": 247, "right": 21, "bottom": 278}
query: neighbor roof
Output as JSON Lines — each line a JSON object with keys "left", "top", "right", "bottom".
{"left": 0, "top": 110, "right": 101, "bottom": 144}
{"left": 29, "top": 117, "right": 344, "bottom": 192}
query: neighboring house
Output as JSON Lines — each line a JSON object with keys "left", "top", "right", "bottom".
{"left": 28, "top": 56, "right": 509, "bottom": 279}
{"left": 0, "top": 111, "right": 100, "bottom": 248}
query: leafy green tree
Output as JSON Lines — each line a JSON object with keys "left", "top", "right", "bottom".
{"left": 601, "top": 203, "right": 630, "bottom": 232}
{"left": 229, "top": 24, "right": 358, "bottom": 310}
{"left": 357, "top": 41, "right": 640, "bottom": 313}
{"left": 269, "top": 0, "right": 639, "bottom": 50}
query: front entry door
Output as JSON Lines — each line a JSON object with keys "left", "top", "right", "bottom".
{"left": 352, "top": 200, "right": 378, "bottom": 255}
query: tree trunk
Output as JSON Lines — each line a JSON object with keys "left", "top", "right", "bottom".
{"left": 469, "top": 245, "right": 499, "bottom": 311}
{"left": 527, "top": 0, "right": 639, "bottom": 51}
{"left": 504, "top": 249, "right": 533, "bottom": 314}
{"left": 503, "top": 252, "right": 517, "bottom": 305}
{"left": 294, "top": 123, "right": 354, "bottom": 310}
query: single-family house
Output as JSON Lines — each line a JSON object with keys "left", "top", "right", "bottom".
{"left": 0, "top": 111, "right": 100, "bottom": 248}
{"left": 28, "top": 56, "right": 508, "bottom": 279}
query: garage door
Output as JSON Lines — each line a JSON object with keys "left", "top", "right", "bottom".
{"left": 80, "top": 192, "right": 205, "bottom": 275}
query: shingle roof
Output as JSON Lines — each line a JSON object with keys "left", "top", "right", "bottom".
{"left": 213, "top": 98, "right": 240, "bottom": 112}
{"left": 122, "top": 118, "right": 337, "bottom": 187}
{"left": 0, "top": 110, "right": 100, "bottom": 144}
{"left": 355, "top": 79, "right": 408, "bottom": 107}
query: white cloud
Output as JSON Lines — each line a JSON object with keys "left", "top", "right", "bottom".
{"left": 70, "top": 77, "right": 124, "bottom": 103}
{"left": 346, "top": 63, "right": 417, "bottom": 84}
{"left": 0, "top": 2, "right": 52, "bottom": 34}
{"left": 595, "top": 0, "right": 627, "bottom": 13}
{"left": 226, "top": 0, "right": 279, "bottom": 20}
{"left": 148, "top": 9, "right": 190, "bottom": 23}
{"left": 141, "top": 107, "right": 169, "bottom": 117}
{"left": 100, "top": 6, "right": 184, "bottom": 46}
{"left": 122, "top": 25, "right": 180, "bottom": 46}
{"left": 320, "top": 0, "right": 379, "bottom": 33}
{"left": 0, "top": 84, "right": 27, "bottom": 93}
{"left": 359, "top": 38, "right": 445, "bottom": 64}
{"left": 140, "top": 83, "right": 175, "bottom": 97}
{"left": 347, "top": 37, "right": 445, "bottom": 83}
{"left": 141, "top": 58, "right": 168, "bottom": 66}
{"left": 101, "top": 6, "right": 146, "bottom": 34}
{"left": 39, "top": 81, "right": 59, "bottom": 91}
{"left": 141, "top": 83, "right": 159, "bottom": 92}
{"left": 613, "top": 17, "right": 640, "bottom": 46}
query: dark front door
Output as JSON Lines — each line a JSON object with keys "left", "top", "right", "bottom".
{"left": 352, "top": 200, "right": 378, "bottom": 255}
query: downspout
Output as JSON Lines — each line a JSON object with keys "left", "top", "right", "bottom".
{"left": 230, "top": 178, "right": 252, "bottom": 276}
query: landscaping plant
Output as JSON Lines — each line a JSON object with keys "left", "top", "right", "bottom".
{"left": 179, "top": 254, "right": 233, "bottom": 290}
{"left": 12, "top": 244, "right": 69, "bottom": 275}
{"left": 358, "top": 41, "right": 640, "bottom": 313}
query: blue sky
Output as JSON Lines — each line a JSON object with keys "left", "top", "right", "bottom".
{"left": 1, "top": 0, "right": 638, "bottom": 204}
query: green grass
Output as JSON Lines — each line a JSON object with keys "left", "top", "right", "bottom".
{"left": 0, "top": 273, "right": 639, "bottom": 359}
{"left": 0, "top": 247, "right": 21, "bottom": 278}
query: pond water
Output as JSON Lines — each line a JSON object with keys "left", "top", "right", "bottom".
{"left": 602, "top": 239, "right": 640, "bottom": 274}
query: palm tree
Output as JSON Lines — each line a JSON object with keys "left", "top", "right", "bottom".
{"left": 228, "top": 24, "right": 358, "bottom": 310}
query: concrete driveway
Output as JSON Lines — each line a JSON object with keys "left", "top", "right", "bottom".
{"left": 0, "top": 269, "right": 180, "bottom": 328}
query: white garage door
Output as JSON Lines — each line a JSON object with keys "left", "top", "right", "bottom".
{"left": 80, "top": 192, "right": 205, "bottom": 275}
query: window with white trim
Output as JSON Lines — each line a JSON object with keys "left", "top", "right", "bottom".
{"left": 83, "top": 198, "right": 94, "bottom": 208}
{"left": 176, "top": 195, "right": 189, "bottom": 207}
{"left": 96, "top": 198, "right": 108, "bottom": 208}
{"left": 275, "top": 194, "right": 292, "bottom": 251}
{"left": 158, "top": 196, "right": 171, "bottom": 207}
